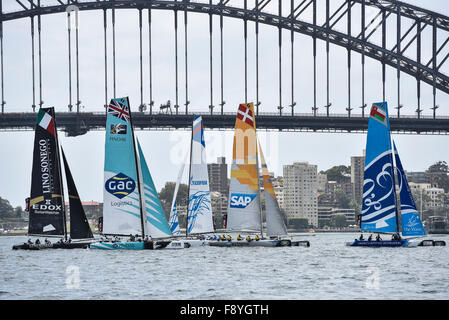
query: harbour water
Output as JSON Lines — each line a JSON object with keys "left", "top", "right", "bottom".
{"left": 1, "top": 233, "right": 448, "bottom": 300}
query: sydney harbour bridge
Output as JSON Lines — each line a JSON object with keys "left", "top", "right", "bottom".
{"left": 1, "top": 0, "right": 449, "bottom": 136}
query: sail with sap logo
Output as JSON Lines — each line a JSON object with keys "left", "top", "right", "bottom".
{"left": 393, "top": 141, "right": 426, "bottom": 237}
{"left": 187, "top": 115, "right": 214, "bottom": 235}
{"left": 361, "top": 102, "right": 399, "bottom": 233}
{"left": 226, "top": 103, "right": 263, "bottom": 233}
{"left": 103, "top": 97, "right": 143, "bottom": 236}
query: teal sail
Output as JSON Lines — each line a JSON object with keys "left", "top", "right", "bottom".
{"left": 103, "top": 98, "right": 144, "bottom": 236}
{"left": 137, "top": 139, "right": 173, "bottom": 239}
{"left": 393, "top": 142, "right": 426, "bottom": 237}
{"left": 361, "top": 102, "right": 399, "bottom": 233}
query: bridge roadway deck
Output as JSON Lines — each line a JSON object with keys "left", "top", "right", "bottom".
{"left": 1, "top": 112, "right": 448, "bottom": 136}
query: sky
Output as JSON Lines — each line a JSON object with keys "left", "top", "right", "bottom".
{"left": 1, "top": 0, "right": 449, "bottom": 208}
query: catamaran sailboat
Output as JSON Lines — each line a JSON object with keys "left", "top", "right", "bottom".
{"left": 347, "top": 102, "right": 445, "bottom": 247}
{"left": 12, "top": 108, "right": 94, "bottom": 250}
{"left": 209, "top": 103, "right": 310, "bottom": 247}
{"left": 167, "top": 115, "right": 216, "bottom": 247}
{"left": 90, "top": 97, "right": 183, "bottom": 250}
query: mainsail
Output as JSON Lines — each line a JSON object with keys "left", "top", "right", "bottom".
{"left": 103, "top": 97, "right": 143, "bottom": 236}
{"left": 187, "top": 115, "right": 214, "bottom": 234}
{"left": 226, "top": 103, "right": 263, "bottom": 233}
{"left": 28, "top": 107, "right": 66, "bottom": 237}
{"left": 136, "top": 139, "right": 173, "bottom": 239}
{"left": 61, "top": 148, "right": 94, "bottom": 239}
{"left": 259, "top": 143, "right": 288, "bottom": 237}
{"left": 361, "top": 102, "right": 399, "bottom": 233}
{"left": 393, "top": 141, "right": 426, "bottom": 237}
{"left": 169, "top": 163, "right": 185, "bottom": 236}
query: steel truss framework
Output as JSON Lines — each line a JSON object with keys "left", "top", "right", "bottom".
{"left": 1, "top": 0, "right": 449, "bottom": 135}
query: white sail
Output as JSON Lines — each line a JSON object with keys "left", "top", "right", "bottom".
{"left": 226, "top": 103, "right": 263, "bottom": 233}
{"left": 169, "top": 162, "right": 185, "bottom": 236}
{"left": 259, "top": 143, "right": 288, "bottom": 237}
{"left": 187, "top": 115, "right": 214, "bottom": 235}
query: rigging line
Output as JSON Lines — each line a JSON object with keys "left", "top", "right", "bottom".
{"left": 361, "top": 0, "right": 366, "bottom": 117}
{"left": 416, "top": 21, "right": 422, "bottom": 118}
{"left": 290, "top": 0, "right": 294, "bottom": 116}
{"left": 209, "top": 0, "right": 213, "bottom": 114}
{"left": 278, "top": 0, "right": 282, "bottom": 116}
{"left": 220, "top": 0, "right": 224, "bottom": 115}
{"left": 67, "top": 7, "right": 72, "bottom": 111}
{"left": 174, "top": 7, "right": 179, "bottom": 114}
{"left": 0, "top": 16, "right": 3, "bottom": 114}
{"left": 396, "top": 5, "right": 401, "bottom": 118}
{"left": 112, "top": 7, "right": 116, "bottom": 98}
{"left": 255, "top": 0, "right": 259, "bottom": 115}
{"left": 75, "top": 7, "right": 80, "bottom": 113}
{"left": 31, "top": 15, "right": 36, "bottom": 111}
{"left": 38, "top": 2, "right": 42, "bottom": 109}
{"left": 103, "top": 8, "right": 107, "bottom": 110}
{"left": 326, "top": 0, "right": 330, "bottom": 117}
{"left": 244, "top": 0, "right": 248, "bottom": 104}
{"left": 139, "top": 8, "right": 143, "bottom": 109}
{"left": 148, "top": 5, "right": 153, "bottom": 114}
{"left": 184, "top": 6, "right": 189, "bottom": 114}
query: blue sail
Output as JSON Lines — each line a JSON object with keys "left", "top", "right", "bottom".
{"left": 393, "top": 142, "right": 426, "bottom": 237}
{"left": 361, "top": 102, "right": 398, "bottom": 233}
{"left": 137, "top": 139, "right": 173, "bottom": 238}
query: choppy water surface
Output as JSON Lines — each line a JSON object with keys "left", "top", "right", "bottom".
{"left": 1, "top": 233, "right": 448, "bottom": 300}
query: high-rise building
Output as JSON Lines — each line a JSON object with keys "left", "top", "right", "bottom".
{"left": 283, "top": 162, "right": 318, "bottom": 227}
{"left": 351, "top": 151, "right": 365, "bottom": 204}
{"left": 207, "top": 157, "right": 228, "bottom": 196}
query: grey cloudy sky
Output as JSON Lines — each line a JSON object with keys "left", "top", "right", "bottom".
{"left": 1, "top": 0, "right": 449, "bottom": 207}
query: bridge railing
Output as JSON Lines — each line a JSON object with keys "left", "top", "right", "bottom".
{"left": 2, "top": 110, "right": 449, "bottom": 119}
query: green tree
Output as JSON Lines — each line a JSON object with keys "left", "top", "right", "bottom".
{"left": 288, "top": 217, "right": 309, "bottom": 230}
{"left": 427, "top": 161, "right": 449, "bottom": 192}
{"left": 335, "top": 189, "right": 351, "bottom": 208}
{"left": 330, "top": 214, "right": 348, "bottom": 228}
{"left": 323, "top": 165, "right": 351, "bottom": 183}
{"left": 158, "top": 182, "right": 189, "bottom": 218}
{"left": 0, "top": 197, "right": 15, "bottom": 219}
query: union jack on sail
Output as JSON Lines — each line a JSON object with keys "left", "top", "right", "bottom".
{"left": 108, "top": 98, "right": 130, "bottom": 123}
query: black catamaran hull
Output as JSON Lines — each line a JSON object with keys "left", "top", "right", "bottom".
{"left": 12, "top": 242, "right": 91, "bottom": 250}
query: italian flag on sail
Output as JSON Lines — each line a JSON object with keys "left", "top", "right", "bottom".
{"left": 370, "top": 105, "right": 387, "bottom": 125}
{"left": 37, "top": 109, "right": 55, "bottom": 136}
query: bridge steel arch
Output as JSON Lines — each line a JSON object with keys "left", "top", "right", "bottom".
{"left": 1, "top": 0, "right": 449, "bottom": 132}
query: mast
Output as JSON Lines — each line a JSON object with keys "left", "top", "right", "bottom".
{"left": 135, "top": 138, "right": 147, "bottom": 239}
{"left": 186, "top": 118, "right": 194, "bottom": 238}
{"left": 53, "top": 109, "right": 67, "bottom": 240}
{"left": 255, "top": 130, "right": 263, "bottom": 238}
{"left": 127, "top": 99, "right": 146, "bottom": 239}
{"left": 391, "top": 140, "right": 400, "bottom": 235}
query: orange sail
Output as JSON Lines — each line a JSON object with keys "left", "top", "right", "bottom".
{"left": 226, "top": 103, "right": 263, "bottom": 233}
